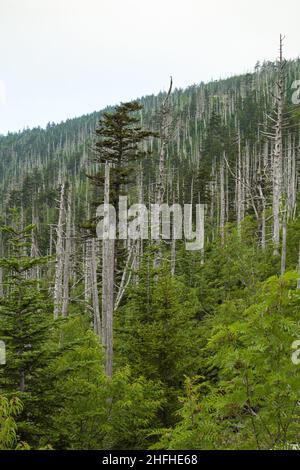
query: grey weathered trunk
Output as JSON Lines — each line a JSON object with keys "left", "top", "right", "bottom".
{"left": 154, "top": 77, "right": 173, "bottom": 268}
{"left": 272, "top": 35, "right": 284, "bottom": 255}
{"left": 236, "top": 129, "right": 244, "bottom": 237}
{"left": 54, "top": 182, "right": 65, "bottom": 319}
{"left": 259, "top": 185, "right": 266, "bottom": 250}
{"left": 84, "top": 238, "right": 92, "bottom": 312}
{"left": 280, "top": 209, "right": 287, "bottom": 275}
{"left": 90, "top": 238, "right": 101, "bottom": 337}
{"left": 171, "top": 191, "right": 176, "bottom": 276}
{"left": 286, "top": 134, "right": 296, "bottom": 219}
{"left": 62, "top": 187, "right": 72, "bottom": 318}
{"left": 220, "top": 153, "right": 225, "bottom": 243}
{"left": 30, "top": 207, "right": 40, "bottom": 280}
{"left": 102, "top": 162, "right": 115, "bottom": 376}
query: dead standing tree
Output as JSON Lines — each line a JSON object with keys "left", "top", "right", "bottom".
{"left": 154, "top": 77, "right": 173, "bottom": 268}
{"left": 272, "top": 35, "right": 286, "bottom": 255}
{"left": 53, "top": 181, "right": 65, "bottom": 319}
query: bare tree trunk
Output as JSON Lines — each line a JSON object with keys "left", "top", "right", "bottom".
{"left": 134, "top": 162, "right": 144, "bottom": 279}
{"left": 84, "top": 239, "right": 92, "bottom": 312}
{"left": 154, "top": 77, "right": 173, "bottom": 268}
{"left": 115, "top": 245, "right": 136, "bottom": 310}
{"left": 30, "top": 206, "right": 40, "bottom": 280}
{"left": 286, "top": 134, "right": 297, "bottom": 219}
{"left": 259, "top": 185, "right": 266, "bottom": 250}
{"left": 54, "top": 182, "right": 65, "bottom": 319}
{"left": 220, "top": 152, "right": 225, "bottom": 243}
{"left": 102, "top": 162, "right": 115, "bottom": 377}
{"left": 102, "top": 238, "right": 114, "bottom": 376}
{"left": 236, "top": 129, "right": 243, "bottom": 237}
{"left": 48, "top": 225, "right": 52, "bottom": 258}
{"left": 281, "top": 209, "right": 287, "bottom": 275}
{"left": 62, "top": 187, "right": 72, "bottom": 318}
{"left": 90, "top": 238, "right": 101, "bottom": 337}
{"left": 171, "top": 190, "right": 176, "bottom": 276}
{"left": 272, "top": 35, "right": 284, "bottom": 255}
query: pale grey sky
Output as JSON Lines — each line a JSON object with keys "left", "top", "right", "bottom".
{"left": 0, "top": 0, "right": 299, "bottom": 134}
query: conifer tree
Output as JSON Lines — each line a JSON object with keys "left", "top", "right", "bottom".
{"left": 0, "top": 224, "right": 58, "bottom": 444}
{"left": 88, "top": 101, "right": 156, "bottom": 376}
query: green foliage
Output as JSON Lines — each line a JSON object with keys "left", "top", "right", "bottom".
{"left": 1, "top": 60, "right": 300, "bottom": 450}
{"left": 159, "top": 271, "right": 300, "bottom": 449}
{"left": 0, "top": 396, "right": 23, "bottom": 449}
{"left": 46, "top": 316, "right": 108, "bottom": 449}
{"left": 0, "top": 226, "right": 164, "bottom": 449}
{"left": 116, "top": 257, "right": 201, "bottom": 426}
{"left": 25, "top": 314, "right": 163, "bottom": 450}
{"left": 0, "top": 225, "right": 60, "bottom": 445}
{"left": 88, "top": 101, "right": 156, "bottom": 208}
{"left": 103, "top": 367, "right": 163, "bottom": 450}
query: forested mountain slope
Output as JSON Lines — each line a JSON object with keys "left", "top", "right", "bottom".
{"left": 1, "top": 58, "right": 300, "bottom": 236}
{"left": 1, "top": 55, "right": 300, "bottom": 450}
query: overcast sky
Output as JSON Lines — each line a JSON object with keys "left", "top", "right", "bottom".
{"left": 0, "top": 0, "right": 299, "bottom": 134}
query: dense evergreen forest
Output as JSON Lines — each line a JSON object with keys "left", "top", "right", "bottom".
{"left": 1, "top": 49, "right": 300, "bottom": 450}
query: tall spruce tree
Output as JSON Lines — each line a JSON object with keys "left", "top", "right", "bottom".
{"left": 0, "top": 224, "right": 58, "bottom": 445}
{"left": 87, "top": 101, "right": 156, "bottom": 376}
